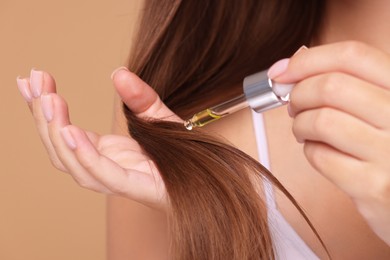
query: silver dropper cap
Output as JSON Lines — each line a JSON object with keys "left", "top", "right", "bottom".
{"left": 184, "top": 70, "right": 293, "bottom": 130}
{"left": 243, "top": 70, "right": 290, "bottom": 113}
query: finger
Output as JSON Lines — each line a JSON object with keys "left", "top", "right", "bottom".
{"left": 16, "top": 77, "right": 33, "bottom": 111}
{"left": 274, "top": 41, "right": 390, "bottom": 90}
{"left": 44, "top": 93, "right": 112, "bottom": 193}
{"left": 111, "top": 67, "right": 181, "bottom": 122}
{"left": 16, "top": 76, "right": 32, "bottom": 102}
{"left": 292, "top": 107, "right": 382, "bottom": 161}
{"left": 306, "top": 141, "right": 390, "bottom": 247}
{"left": 62, "top": 125, "right": 165, "bottom": 206}
{"left": 303, "top": 141, "right": 368, "bottom": 198}
{"left": 289, "top": 73, "right": 390, "bottom": 129}
{"left": 30, "top": 69, "right": 57, "bottom": 98}
{"left": 25, "top": 70, "right": 67, "bottom": 171}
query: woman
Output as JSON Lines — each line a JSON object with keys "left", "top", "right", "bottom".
{"left": 17, "top": 0, "right": 390, "bottom": 259}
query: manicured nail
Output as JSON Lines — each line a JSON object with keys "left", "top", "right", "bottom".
{"left": 293, "top": 45, "right": 308, "bottom": 56}
{"left": 60, "top": 127, "right": 77, "bottom": 149}
{"left": 41, "top": 94, "right": 53, "bottom": 122}
{"left": 16, "top": 76, "right": 33, "bottom": 102}
{"left": 110, "top": 66, "right": 129, "bottom": 80}
{"left": 30, "top": 69, "right": 44, "bottom": 98}
{"left": 267, "top": 58, "right": 290, "bottom": 79}
{"left": 272, "top": 83, "right": 294, "bottom": 99}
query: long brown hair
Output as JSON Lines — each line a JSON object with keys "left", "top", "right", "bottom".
{"left": 124, "top": 0, "right": 326, "bottom": 259}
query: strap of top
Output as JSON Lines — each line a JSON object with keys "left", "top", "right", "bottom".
{"left": 251, "top": 110, "right": 319, "bottom": 260}
{"left": 251, "top": 110, "right": 277, "bottom": 209}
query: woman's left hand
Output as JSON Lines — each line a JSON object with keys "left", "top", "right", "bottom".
{"left": 269, "top": 41, "right": 390, "bottom": 245}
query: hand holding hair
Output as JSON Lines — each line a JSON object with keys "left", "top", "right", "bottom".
{"left": 16, "top": 67, "right": 180, "bottom": 209}
{"left": 269, "top": 41, "right": 390, "bottom": 245}
{"left": 17, "top": 67, "right": 288, "bottom": 259}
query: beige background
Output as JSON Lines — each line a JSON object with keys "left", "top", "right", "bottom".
{"left": 0, "top": 0, "right": 142, "bottom": 259}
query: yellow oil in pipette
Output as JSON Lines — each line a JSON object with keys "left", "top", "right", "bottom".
{"left": 184, "top": 109, "right": 222, "bottom": 130}
{"left": 184, "top": 94, "right": 248, "bottom": 130}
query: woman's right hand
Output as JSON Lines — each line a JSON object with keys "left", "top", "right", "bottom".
{"left": 271, "top": 42, "right": 390, "bottom": 245}
{"left": 16, "top": 67, "right": 181, "bottom": 210}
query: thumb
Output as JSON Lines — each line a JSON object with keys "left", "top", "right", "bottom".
{"left": 111, "top": 67, "right": 181, "bottom": 122}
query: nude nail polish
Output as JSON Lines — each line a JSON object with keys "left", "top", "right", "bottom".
{"left": 61, "top": 127, "right": 77, "bottom": 149}
{"left": 293, "top": 45, "right": 308, "bottom": 56}
{"left": 30, "top": 69, "right": 44, "bottom": 98}
{"left": 41, "top": 94, "right": 53, "bottom": 122}
{"left": 110, "top": 66, "right": 129, "bottom": 80}
{"left": 267, "top": 58, "right": 290, "bottom": 79}
{"left": 272, "top": 83, "right": 294, "bottom": 99}
{"left": 16, "top": 76, "right": 33, "bottom": 102}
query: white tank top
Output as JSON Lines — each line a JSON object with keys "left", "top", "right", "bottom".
{"left": 251, "top": 111, "right": 319, "bottom": 260}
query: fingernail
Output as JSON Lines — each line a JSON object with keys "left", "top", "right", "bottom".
{"left": 293, "top": 45, "right": 308, "bottom": 56}
{"left": 41, "top": 94, "right": 53, "bottom": 122}
{"left": 16, "top": 76, "right": 33, "bottom": 102}
{"left": 272, "top": 83, "right": 294, "bottom": 99}
{"left": 30, "top": 69, "right": 44, "bottom": 98}
{"left": 267, "top": 58, "right": 290, "bottom": 79}
{"left": 60, "top": 127, "right": 77, "bottom": 149}
{"left": 110, "top": 66, "right": 129, "bottom": 80}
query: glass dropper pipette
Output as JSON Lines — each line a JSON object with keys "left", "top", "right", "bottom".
{"left": 184, "top": 70, "right": 293, "bottom": 130}
{"left": 184, "top": 94, "right": 248, "bottom": 130}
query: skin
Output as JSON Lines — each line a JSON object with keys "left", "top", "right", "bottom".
{"left": 17, "top": 0, "right": 390, "bottom": 258}
{"left": 265, "top": 43, "right": 390, "bottom": 259}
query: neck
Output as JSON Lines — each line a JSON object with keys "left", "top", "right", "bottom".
{"left": 316, "top": 0, "right": 390, "bottom": 53}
